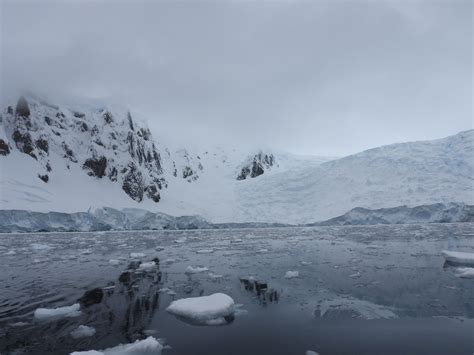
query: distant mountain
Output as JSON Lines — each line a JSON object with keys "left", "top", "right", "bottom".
{"left": 1, "top": 95, "right": 472, "bottom": 224}
{"left": 310, "top": 203, "right": 474, "bottom": 226}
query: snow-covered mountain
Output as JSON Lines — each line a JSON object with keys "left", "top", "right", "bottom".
{"left": 311, "top": 202, "right": 474, "bottom": 226}
{"left": 1, "top": 95, "right": 473, "bottom": 224}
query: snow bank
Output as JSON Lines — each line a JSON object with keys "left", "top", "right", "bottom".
{"left": 34, "top": 303, "right": 81, "bottom": 321}
{"left": 185, "top": 266, "right": 209, "bottom": 274}
{"left": 70, "top": 336, "right": 163, "bottom": 355}
{"left": 166, "top": 293, "right": 235, "bottom": 325}
{"left": 71, "top": 325, "right": 96, "bottom": 339}
{"left": 284, "top": 271, "right": 299, "bottom": 279}
{"left": 442, "top": 250, "right": 474, "bottom": 266}
{"left": 454, "top": 267, "right": 474, "bottom": 279}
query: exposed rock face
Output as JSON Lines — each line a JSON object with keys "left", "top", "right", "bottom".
{"left": 237, "top": 152, "right": 276, "bottom": 180}
{"left": 38, "top": 174, "right": 49, "bottom": 183}
{"left": 15, "top": 97, "right": 30, "bottom": 118}
{"left": 83, "top": 157, "right": 107, "bottom": 178}
{"left": 12, "top": 130, "right": 36, "bottom": 158}
{"left": 0, "top": 139, "right": 10, "bottom": 156}
{"left": 122, "top": 163, "right": 144, "bottom": 201}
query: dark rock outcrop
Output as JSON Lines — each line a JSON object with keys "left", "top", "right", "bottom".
{"left": 15, "top": 97, "right": 30, "bottom": 118}
{"left": 12, "top": 130, "right": 36, "bottom": 159}
{"left": 0, "top": 139, "right": 10, "bottom": 156}
{"left": 38, "top": 174, "right": 49, "bottom": 183}
{"left": 83, "top": 156, "right": 107, "bottom": 178}
{"left": 145, "top": 184, "right": 160, "bottom": 203}
{"left": 237, "top": 153, "right": 275, "bottom": 180}
{"left": 122, "top": 163, "right": 144, "bottom": 201}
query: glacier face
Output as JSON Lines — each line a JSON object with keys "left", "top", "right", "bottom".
{"left": 1, "top": 95, "right": 473, "bottom": 224}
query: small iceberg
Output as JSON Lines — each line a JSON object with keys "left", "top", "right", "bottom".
{"left": 284, "top": 271, "right": 299, "bottom": 279}
{"left": 70, "top": 325, "right": 96, "bottom": 339}
{"left": 166, "top": 293, "right": 235, "bottom": 326}
{"left": 442, "top": 250, "right": 474, "bottom": 266}
{"left": 454, "top": 267, "right": 474, "bottom": 279}
{"left": 34, "top": 303, "right": 81, "bottom": 321}
{"left": 70, "top": 336, "right": 163, "bottom": 354}
{"left": 185, "top": 266, "right": 209, "bottom": 274}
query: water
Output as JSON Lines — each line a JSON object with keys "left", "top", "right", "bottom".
{"left": 1, "top": 224, "right": 473, "bottom": 354}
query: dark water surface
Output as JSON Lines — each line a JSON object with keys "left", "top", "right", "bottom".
{"left": 1, "top": 224, "right": 473, "bottom": 354}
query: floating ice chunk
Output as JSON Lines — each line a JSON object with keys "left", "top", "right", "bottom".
{"left": 71, "top": 325, "right": 96, "bottom": 339}
{"left": 257, "top": 249, "right": 268, "bottom": 253}
{"left": 81, "top": 249, "right": 92, "bottom": 255}
{"left": 5, "top": 250, "right": 16, "bottom": 255}
{"left": 159, "top": 287, "right": 177, "bottom": 296}
{"left": 208, "top": 272, "right": 223, "bottom": 279}
{"left": 349, "top": 272, "right": 361, "bottom": 279}
{"left": 130, "top": 252, "right": 146, "bottom": 258}
{"left": 306, "top": 351, "right": 319, "bottom": 355}
{"left": 34, "top": 303, "right": 81, "bottom": 321}
{"left": 316, "top": 297, "right": 397, "bottom": 320}
{"left": 70, "top": 336, "right": 163, "bottom": 355}
{"left": 284, "top": 271, "right": 299, "bottom": 279}
{"left": 196, "top": 249, "right": 214, "bottom": 254}
{"left": 139, "top": 261, "right": 157, "bottom": 271}
{"left": 155, "top": 246, "right": 165, "bottom": 251}
{"left": 175, "top": 238, "right": 187, "bottom": 244}
{"left": 301, "top": 261, "right": 312, "bottom": 265}
{"left": 442, "top": 250, "right": 474, "bottom": 266}
{"left": 31, "top": 243, "right": 53, "bottom": 251}
{"left": 230, "top": 239, "right": 243, "bottom": 243}
{"left": 185, "top": 266, "right": 209, "bottom": 274}
{"left": 164, "top": 258, "right": 175, "bottom": 264}
{"left": 166, "top": 293, "right": 235, "bottom": 325}
{"left": 454, "top": 267, "right": 474, "bottom": 279}
{"left": 109, "top": 259, "right": 121, "bottom": 265}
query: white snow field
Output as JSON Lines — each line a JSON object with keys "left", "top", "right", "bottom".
{"left": 1, "top": 96, "right": 472, "bottom": 224}
{"left": 34, "top": 303, "right": 81, "bottom": 321}
{"left": 166, "top": 293, "right": 235, "bottom": 325}
{"left": 70, "top": 336, "right": 163, "bottom": 355}
{"left": 442, "top": 250, "right": 474, "bottom": 266}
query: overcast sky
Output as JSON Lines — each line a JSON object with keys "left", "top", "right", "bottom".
{"left": 1, "top": 0, "right": 472, "bottom": 156}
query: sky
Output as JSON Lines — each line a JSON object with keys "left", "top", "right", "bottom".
{"left": 1, "top": 0, "right": 472, "bottom": 156}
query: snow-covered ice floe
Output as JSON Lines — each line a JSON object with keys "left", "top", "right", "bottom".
{"left": 454, "top": 267, "right": 474, "bottom": 279}
{"left": 185, "top": 266, "right": 209, "bottom": 274}
{"left": 70, "top": 336, "right": 163, "bottom": 355}
{"left": 315, "top": 297, "right": 397, "bottom": 320}
{"left": 442, "top": 250, "right": 474, "bottom": 266}
{"left": 138, "top": 261, "right": 158, "bottom": 271}
{"left": 70, "top": 325, "right": 96, "bottom": 339}
{"left": 34, "top": 303, "right": 81, "bottom": 321}
{"left": 284, "top": 271, "right": 299, "bottom": 279}
{"left": 166, "top": 293, "right": 235, "bottom": 325}
{"left": 130, "top": 252, "right": 146, "bottom": 259}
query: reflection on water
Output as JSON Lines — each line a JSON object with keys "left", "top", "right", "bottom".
{"left": 0, "top": 223, "right": 473, "bottom": 354}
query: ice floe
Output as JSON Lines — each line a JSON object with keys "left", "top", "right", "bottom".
{"left": 70, "top": 336, "right": 163, "bottom": 355}
{"left": 185, "top": 265, "right": 209, "bottom": 274}
{"left": 166, "top": 293, "right": 235, "bottom": 325}
{"left": 138, "top": 261, "right": 157, "bottom": 271}
{"left": 70, "top": 325, "right": 96, "bottom": 339}
{"left": 130, "top": 252, "right": 146, "bottom": 259}
{"left": 306, "top": 351, "right": 319, "bottom": 355}
{"left": 109, "top": 259, "right": 121, "bottom": 265}
{"left": 442, "top": 250, "right": 474, "bottom": 266}
{"left": 34, "top": 303, "right": 81, "bottom": 321}
{"left": 31, "top": 243, "right": 53, "bottom": 251}
{"left": 284, "top": 271, "right": 299, "bottom": 279}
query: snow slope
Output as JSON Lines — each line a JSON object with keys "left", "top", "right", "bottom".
{"left": 1, "top": 95, "right": 473, "bottom": 224}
